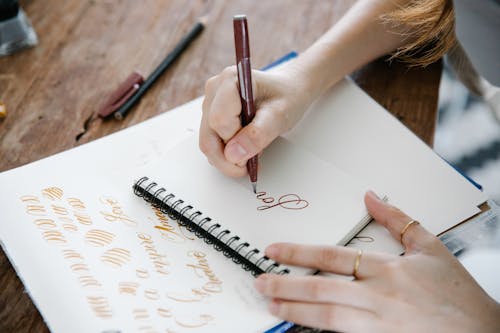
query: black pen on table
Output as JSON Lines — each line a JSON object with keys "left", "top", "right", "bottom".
{"left": 108, "top": 17, "right": 207, "bottom": 120}
{"left": 233, "top": 15, "right": 258, "bottom": 193}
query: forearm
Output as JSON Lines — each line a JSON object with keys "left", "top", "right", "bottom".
{"left": 287, "top": 0, "right": 414, "bottom": 101}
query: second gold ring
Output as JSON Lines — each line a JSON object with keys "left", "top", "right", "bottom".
{"left": 353, "top": 249, "right": 363, "bottom": 279}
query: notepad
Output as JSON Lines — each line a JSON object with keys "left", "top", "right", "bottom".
{"left": 132, "top": 136, "right": 373, "bottom": 277}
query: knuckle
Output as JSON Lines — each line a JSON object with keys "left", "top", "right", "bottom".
{"left": 201, "top": 97, "right": 210, "bottom": 114}
{"left": 221, "top": 66, "right": 237, "bottom": 77}
{"left": 403, "top": 232, "right": 419, "bottom": 249}
{"left": 277, "top": 302, "right": 289, "bottom": 319}
{"left": 281, "top": 245, "right": 298, "bottom": 263}
{"left": 306, "top": 280, "right": 325, "bottom": 300}
{"left": 267, "top": 277, "right": 280, "bottom": 296}
{"left": 387, "top": 205, "right": 408, "bottom": 220}
{"left": 198, "top": 139, "right": 213, "bottom": 156}
{"left": 419, "top": 233, "right": 441, "bottom": 250}
{"left": 322, "top": 306, "right": 338, "bottom": 329}
{"left": 204, "top": 76, "right": 217, "bottom": 93}
{"left": 271, "top": 101, "right": 288, "bottom": 122}
{"left": 245, "top": 125, "right": 265, "bottom": 149}
{"left": 316, "top": 247, "right": 338, "bottom": 268}
{"left": 381, "top": 260, "right": 402, "bottom": 280}
{"left": 209, "top": 115, "right": 236, "bottom": 140}
{"left": 208, "top": 110, "right": 223, "bottom": 129}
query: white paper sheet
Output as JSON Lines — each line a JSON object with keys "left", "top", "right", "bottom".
{"left": 1, "top": 174, "right": 286, "bottom": 332}
{"left": 0, "top": 77, "right": 487, "bottom": 332}
{"left": 0, "top": 134, "right": 371, "bottom": 332}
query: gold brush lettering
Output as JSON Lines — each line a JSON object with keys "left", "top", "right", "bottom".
{"left": 51, "top": 204, "right": 69, "bottom": 216}
{"left": 70, "top": 263, "right": 89, "bottom": 273}
{"left": 33, "top": 218, "right": 57, "bottom": 230}
{"left": 144, "top": 288, "right": 160, "bottom": 300}
{"left": 25, "top": 204, "right": 47, "bottom": 216}
{"left": 41, "top": 187, "right": 63, "bottom": 201}
{"left": 85, "top": 229, "right": 115, "bottom": 247}
{"left": 157, "top": 308, "right": 172, "bottom": 318}
{"left": 101, "top": 248, "right": 131, "bottom": 268}
{"left": 20, "top": 195, "right": 40, "bottom": 203}
{"left": 137, "top": 233, "right": 169, "bottom": 275}
{"left": 186, "top": 251, "right": 222, "bottom": 294}
{"left": 100, "top": 196, "right": 137, "bottom": 227}
{"left": 256, "top": 191, "right": 309, "bottom": 211}
{"left": 62, "top": 249, "right": 84, "bottom": 261}
{"left": 74, "top": 211, "right": 92, "bottom": 225}
{"left": 138, "top": 326, "right": 157, "bottom": 333}
{"left": 79, "top": 275, "right": 102, "bottom": 289}
{"left": 87, "top": 296, "right": 113, "bottom": 319}
{"left": 62, "top": 223, "right": 78, "bottom": 232}
{"left": 67, "top": 197, "right": 86, "bottom": 210}
{"left": 42, "top": 230, "right": 67, "bottom": 245}
{"left": 151, "top": 208, "right": 193, "bottom": 242}
{"left": 175, "top": 314, "right": 213, "bottom": 329}
{"left": 133, "top": 308, "right": 150, "bottom": 321}
{"left": 57, "top": 216, "right": 73, "bottom": 223}
{"left": 135, "top": 268, "right": 150, "bottom": 279}
{"left": 119, "top": 282, "right": 140, "bottom": 296}
{"left": 166, "top": 291, "right": 204, "bottom": 303}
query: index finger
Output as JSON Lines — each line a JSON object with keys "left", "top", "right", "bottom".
{"left": 364, "top": 191, "right": 442, "bottom": 254}
{"left": 199, "top": 110, "right": 246, "bottom": 178}
{"left": 265, "top": 243, "right": 392, "bottom": 279}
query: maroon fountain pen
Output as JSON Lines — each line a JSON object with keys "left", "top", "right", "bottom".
{"left": 233, "top": 14, "right": 258, "bottom": 193}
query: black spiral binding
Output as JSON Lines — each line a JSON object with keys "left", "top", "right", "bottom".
{"left": 133, "top": 177, "right": 290, "bottom": 277}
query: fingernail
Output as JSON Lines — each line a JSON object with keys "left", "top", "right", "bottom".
{"left": 254, "top": 274, "right": 268, "bottom": 293}
{"left": 269, "top": 300, "right": 281, "bottom": 315}
{"left": 226, "top": 141, "right": 248, "bottom": 163}
{"left": 367, "top": 190, "right": 381, "bottom": 202}
{"left": 265, "top": 244, "right": 280, "bottom": 258}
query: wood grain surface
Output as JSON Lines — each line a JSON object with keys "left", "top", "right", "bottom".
{"left": 0, "top": 0, "right": 441, "bottom": 332}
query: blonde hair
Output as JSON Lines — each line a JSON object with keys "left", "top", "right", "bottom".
{"left": 384, "top": 0, "right": 456, "bottom": 67}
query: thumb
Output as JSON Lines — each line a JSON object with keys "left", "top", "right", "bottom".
{"left": 224, "top": 105, "right": 284, "bottom": 165}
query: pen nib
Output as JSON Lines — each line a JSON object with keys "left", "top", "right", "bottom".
{"left": 251, "top": 182, "right": 257, "bottom": 194}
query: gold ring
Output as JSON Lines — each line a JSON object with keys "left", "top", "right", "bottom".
{"left": 400, "top": 220, "right": 419, "bottom": 242}
{"left": 352, "top": 249, "right": 362, "bottom": 279}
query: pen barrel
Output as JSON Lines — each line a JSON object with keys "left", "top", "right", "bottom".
{"left": 247, "top": 156, "right": 258, "bottom": 183}
{"left": 237, "top": 57, "right": 255, "bottom": 126}
{"left": 233, "top": 15, "right": 250, "bottom": 60}
{"left": 234, "top": 14, "right": 258, "bottom": 187}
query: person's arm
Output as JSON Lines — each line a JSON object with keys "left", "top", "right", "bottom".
{"left": 200, "top": 0, "right": 416, "bottom": 176}
{"left": 287, "top": 0, "right": 412, "bottom": 102}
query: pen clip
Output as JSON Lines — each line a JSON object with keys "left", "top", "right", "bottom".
{"left": 98, "top": 71, "right": 144, "bottom": 118}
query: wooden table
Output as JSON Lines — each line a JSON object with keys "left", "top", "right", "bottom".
{"left": 0, "top": 1, "right": 441, "bottom": 331}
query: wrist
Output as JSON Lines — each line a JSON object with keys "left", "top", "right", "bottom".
{"left": 277, "top": 58, "right": 327, "bottom": 107}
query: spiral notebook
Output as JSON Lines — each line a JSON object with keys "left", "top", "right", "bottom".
{"left": 130, "top": 136, "right": 372, "bottom": 277}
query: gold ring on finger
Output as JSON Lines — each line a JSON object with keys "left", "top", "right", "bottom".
{"left": 400, "top": 220, "right": 419, "bottom": 243}
{"left": 352, "top": 249, "right": 363, "bottom": 279}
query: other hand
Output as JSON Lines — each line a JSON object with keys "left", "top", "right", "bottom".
{"left": 255, "top": 191, "right": 500, "bottom": 333}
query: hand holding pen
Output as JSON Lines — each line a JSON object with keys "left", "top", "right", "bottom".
{"left": 199, "top": 17, "right": 313, "bottom": 186}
